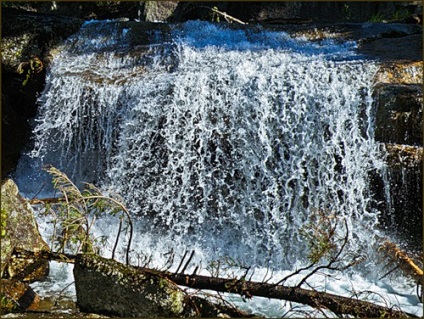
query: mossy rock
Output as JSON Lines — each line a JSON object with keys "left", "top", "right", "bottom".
{"left": 74, "top": 254, "right": 187, "bottom": 317}
{"left": 74, "top": 254, "right": 253, "bottom": 317}
{"left": 1, "top": 279, "right": 40, "bottom": 313}
{"left": 1, "top": 179, "right": 50, "bottom": 282}
{"left": 144, "top": 1, "right": 179, "bottom": 22}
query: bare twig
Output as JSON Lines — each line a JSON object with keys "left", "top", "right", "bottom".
{"left": 176, "top": 250, "right": 188, "bottom": 274}
{"left": 209, "top": 6, "right": 247, "bottom": 25}
{"left": 112, "top": 217, "right": 123, "bottom": 260}
{"left": 180, "top": 250, "right": 195, "bottom": 274}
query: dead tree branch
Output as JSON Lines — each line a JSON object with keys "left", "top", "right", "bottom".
{"left": 12, "top": 249, "right": 418, "bottom": 317}
{"left": 209, "top": 6, "right": 247, "bottom": 25}
{"left": 379, "top": 241, "right": 423, "bottom": 278}
{"left": 162, "top": 271, "right": 417, "bottom": 318}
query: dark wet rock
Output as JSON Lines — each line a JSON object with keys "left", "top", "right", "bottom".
{"left": 4, "top": 1, "right": 422, "bottom": 25}
{"left": 1, "top": 2, "right": 141, "bottom": 21}
{"left": 1, "top": 2, "right": 179, "bottom": 22}
{"left": 360, "top": 33, "right": 422, "bottom": 61}
{"left": 1, "top": 179, "right": 49, "bottom": 282}
{"left": 368, "top": 47, "right": 422, "bottom": 251}
{"left": 1, "top": 8, "right": 83, "bottom": 177}
{"left": 381, "top": 144, "right": 423, "bottom": 250}
{"left": 385, "top": 143, "right": 423, "bottom": 168}
{"left": 1, "top": 8, "right": 83, "bottom": 72}
{"left": 170, "top": 2, "right": 421, "bottom": 24}
{"left": 253, "top": 22, "right": 422, "bottom": 62}
{"left": 347, "top": 22, "right": 423, "bottom": 61}
{"left": 291, "top": 22, "right": 422, "bottom": 62}
{"left": 374, "top": 83, "right": 422, "bottom": 146}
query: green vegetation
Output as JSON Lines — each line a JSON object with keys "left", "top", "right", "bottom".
{"left": 210, "top": 6, "right": 220, "bottom": 23}
{"left": 300, "top": 210, "right": 340, "bottom": 264}
{"left": 0, "top": 208, "right": 7, "bottom": 238}
{"left": 342, "top": 3, "right": 353, "bottom": 21}
{"left": 42, "top": 165, "right": 133, "bottom": 264}
{"left": 0, "top": 294, "right": 16, "bottom": 313}
{"left": 369, "top": 8, "right": 411, "bottom": 22}
{"left": 16, "top": 56, "right": 44, "bottom": 86}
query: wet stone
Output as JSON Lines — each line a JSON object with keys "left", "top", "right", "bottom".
{"left": 373, "top": 83, "right": 422, "bottom": 146}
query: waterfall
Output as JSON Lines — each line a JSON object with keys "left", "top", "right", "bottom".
{"left": 14, "top": 20, "right": 421, "bottom": 316}
{"left": 21, "top": 19, "right": 385, "bottom": 264}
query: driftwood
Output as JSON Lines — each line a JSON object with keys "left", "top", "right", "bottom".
{"left": 379, "top": 241, "right": 423, "bottom": 278}
{"left": 209, "top": 6, "right": 247, "bottom": 25}
{"left": 13, "top": 249, "right": 418, "bottom": 318}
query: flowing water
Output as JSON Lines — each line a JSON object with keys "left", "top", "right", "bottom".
{"left": 14, "top": 20, "right": 422, "bottom": 316}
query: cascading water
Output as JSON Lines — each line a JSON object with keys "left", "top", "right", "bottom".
{"left": 14, "top": 20, "right": 422, "bottom": 316}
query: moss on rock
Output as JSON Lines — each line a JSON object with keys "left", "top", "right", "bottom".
{"left": 1, "top": 179, "right": 50, "bottom": 282}
{"left": 74, "top": 254, "right": 187, "bottom": 317}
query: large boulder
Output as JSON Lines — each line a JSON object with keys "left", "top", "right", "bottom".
{"left": 1, "top": 179, "right": 49, "bottom": 281}
{"left": 74, "top": 254, "right": 187, "bottom": 317}
{"left": 74, "top": 254, "right": 252, "bottom": 317}
{"left": 1, "top": 179, "right": 50, "bottom": 313}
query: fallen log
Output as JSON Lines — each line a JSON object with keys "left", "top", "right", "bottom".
{"left": 12, "top": 249, "right": 418, "bottom": 317}
{"left": 13, "top": 248, "right": 76, "bottom": 263}
{"left": 160, "top": 272, "right": 416, "bottom": 318}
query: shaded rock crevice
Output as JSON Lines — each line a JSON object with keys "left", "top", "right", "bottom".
{"left": 374, "top": 83, "right": 422, "bottom": 146}
{"left": 372, "top": 61, "right": 423, "bottom": 250}
{"left": 1, "top": 8, "right": 83, "bottom": 178}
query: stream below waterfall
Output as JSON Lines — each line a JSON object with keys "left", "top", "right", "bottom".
{"left": 13, "top": 20, "right": 422, "bottom": 317}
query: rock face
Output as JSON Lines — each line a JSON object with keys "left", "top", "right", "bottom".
{"left": 171, "top": 2, "right": 422, "bottom": 24}
{"left": 74, "top": 254, "right": 252, "bottom": 317}
{"left": 374, "top": 83, "right": 422, "bottom": 145}
{"left": 380, "top": 144, "right": 422, "bottom": 249}
{"left": 1, "top": 8, "right": 83, "bottom": 177}
{"left": 375, "top": 61, "right": 423, "bottom": 84}
{"left": 1, "top": 179, "right": 50, "bottom": 313}
{"left": 357, "top": 23, "right": 422, "bottom": 61}
{"left": 373, "top": 59, "right": 422, "bottom": 249}
{"left": 1, "top": 179, "right": 50, "bottom": 281}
